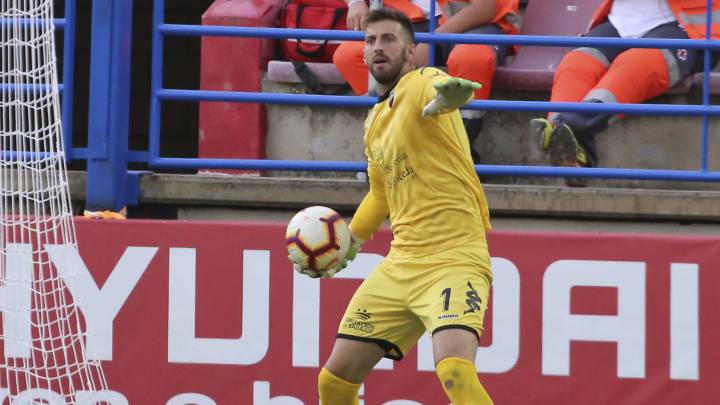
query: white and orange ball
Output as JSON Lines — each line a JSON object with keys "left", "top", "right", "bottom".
{"left": 285, "top": 206, "right": 351, "bottom": 274}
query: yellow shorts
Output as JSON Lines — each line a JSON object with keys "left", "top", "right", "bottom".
{"left": 337, "top": 245, "right": 491, "bottom": 360}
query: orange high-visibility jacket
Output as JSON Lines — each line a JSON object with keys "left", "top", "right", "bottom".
{"left": 590, "top": 0, "right": 720, "bottom": 39}
{"left": 383, "top": 0, "right": 519, "bottom": 34}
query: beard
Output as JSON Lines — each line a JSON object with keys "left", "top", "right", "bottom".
{"left": 369, "top": 53, "right": 408, "bottom": 85}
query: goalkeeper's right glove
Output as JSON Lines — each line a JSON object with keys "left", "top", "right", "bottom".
{"left": 421, "top": 77, "right": 482, "bottom": 118}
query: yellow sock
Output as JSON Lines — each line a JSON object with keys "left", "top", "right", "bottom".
{"left": 318, "top": 367, "right": 360, "bottom": 405}
{"left": 436, "top": 357, "right": 493, "bottom": 405}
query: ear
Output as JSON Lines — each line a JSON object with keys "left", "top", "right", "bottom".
{"left": 362, "top": 41, "right": 372, "bottom": 66}
{"left": 406, "top": 43, "right": 416, "bottom": 61}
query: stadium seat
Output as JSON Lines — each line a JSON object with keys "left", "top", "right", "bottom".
{"left": 494, "top": 0, "right": 606, "bottom": 91}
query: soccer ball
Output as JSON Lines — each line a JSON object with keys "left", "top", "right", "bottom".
{"left": 285, "top": 206, "right": 351, "bottom": 274}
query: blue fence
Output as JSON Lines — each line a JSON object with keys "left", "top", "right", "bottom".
{"left": 74, "top": 1, "right": 720, "bottom": 208}
{"left": 2, "top": 9, "right": 74, "bottom": 157}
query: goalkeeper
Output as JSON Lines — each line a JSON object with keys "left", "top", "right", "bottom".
{"left": 293, "top": 8, "right": 494, "bottom": 405}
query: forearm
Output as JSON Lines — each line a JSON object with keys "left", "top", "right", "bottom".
{"left": 436, "top": 1, "right": 496, "bottom": 34}
{"left": 349, "top": 190, "right": 389, "bottom": 240}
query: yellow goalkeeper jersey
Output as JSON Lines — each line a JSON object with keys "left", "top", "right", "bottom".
{"left": 350, "top": 67, "right": 491, "bottom": 258}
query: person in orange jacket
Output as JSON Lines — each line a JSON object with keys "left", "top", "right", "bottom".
{"left": 531, "top": 0, "right": 719, "bottom": 179}
{"left": 335, "top": 0, "right": 519, "bottom": 163}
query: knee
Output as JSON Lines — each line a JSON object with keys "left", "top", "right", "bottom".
{"left": 333, "top": 41, "right": 363, "bottom": 69}
{"left": 317, "top": 367, "right": 333, "bottom": 391}
{"left": 318, "top": 367, "right": 361, "bottom": 404}
{"left": 557, "top": 49, "right": 606, "bottom": 73}
{"left": 554, "top": 49, "right": 609, "bottom": 84}
{"left": 447, "top": 45, "right": 496, "bottom": 76}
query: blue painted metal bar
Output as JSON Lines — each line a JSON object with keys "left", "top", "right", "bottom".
{"left": 0, "top": 18, "right": 65, "bottom": 28}
{"left": 152, "top": 158, "right": 368, "bottom": 172}
{"left": 700, "top": 0, "right": 713, "bottom": 172}
{"left": 85, "top": 0, "right": 135, "bottom": 210}
{"left": 128, "top": 150, "right": 151, "bottom": 162}
{"left": 157, "top": 24, "right": 720, "bottom": 50}
{"left": 0, "top": 151, "right": 63, "bottom": 161}
{"left": 60, "top": 0, "right": 77, "bottom": 161}
{"left": 149, "top": 157, "right": 720, "bottom": 182}
{"left": 475, "top": 165, "right": 720, "bottom": 182}
{"left": 71, "top": 148, "right": 87, "bottom": 159}
{"left": 156, "top": 89, "right": 720, "bottom": 116}
{"left": 143, "top": 1, "right": 720, "bottom": 185}
{"left": 1, "top": 16, "right": 72, "bottom": 157}
{"left": 427, "top": 0, "right": 436, "bottom": 66}
{"left": 148, "top": 0, "right": 165, "bottom": 160}
{"left": 71, "top": 148, "right": 149, "bottom": 163}
{"left": 0, "top": 84, "right": 64, "bottom": 93}
{"left": 2, "top": 13, "right": 73, "bottom": 158}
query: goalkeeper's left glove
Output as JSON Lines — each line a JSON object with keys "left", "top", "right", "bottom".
{"left": 325, "top": 232, "right": 364, "bottom": 277}
{"left": 291, "top": 231, "right": 365, "bottom": 279}
{"left": 421, "top": 78, "right": 482, "bottom": 118}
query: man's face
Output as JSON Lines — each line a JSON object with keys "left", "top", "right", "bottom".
{"left": 364, "top": 20, "right": 413, "bottom": 85}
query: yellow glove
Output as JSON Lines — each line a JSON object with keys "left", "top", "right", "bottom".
{"left": 291, "top": 230, "right": 365, "bottom": 279}
{"left": 422, "top": 78, "right": 482, "bottom": 117}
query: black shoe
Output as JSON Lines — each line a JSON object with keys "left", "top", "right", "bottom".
{"left": 530, "top": 117, "right": 554, "bottom": 153}
{"left": 548, "top": 123, "right": 590, "bottom": 187}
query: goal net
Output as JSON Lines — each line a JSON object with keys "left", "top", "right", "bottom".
{"left": 0, "top": 1, "right": 107, "bottom": 403}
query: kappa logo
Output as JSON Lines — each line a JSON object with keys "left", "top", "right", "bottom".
{"left": 463, "top": 281, "right": 482, "bottom": 315}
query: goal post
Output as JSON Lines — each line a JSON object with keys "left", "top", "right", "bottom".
{"left": 0, "top": 0, "right": 108, "bottom": 403}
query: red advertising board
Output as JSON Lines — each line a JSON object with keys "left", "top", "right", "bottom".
{"left": 6, "top": 219, "right": 720, "bottom": 404}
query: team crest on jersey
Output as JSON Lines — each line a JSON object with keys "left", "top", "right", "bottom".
{"left": 355, "top": 308, "right": 371, "bottom": 320}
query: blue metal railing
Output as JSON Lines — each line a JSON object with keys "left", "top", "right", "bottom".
{"left": 3, "top": 3, "right": 76, "bottom": 158}
{"left": 84, "top": 0, "right": 137, "bottom": 210}
{"left": 701, "top": 1, "right": 714, "bottom": 171}
{"left": 148, "top": 0, "right": 719, "bottom": 182}
{"left": 11, "top": 1, "right": 720, "bottom": 207}
{"left": 61, "top": 0, "right": 78, "bottom": 161}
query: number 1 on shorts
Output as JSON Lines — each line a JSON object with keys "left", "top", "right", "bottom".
{"left": 441, "top": 288, "right": 451, "bottom": 311}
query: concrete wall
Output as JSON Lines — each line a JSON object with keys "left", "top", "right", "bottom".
{"left": 176, "top": 207, "right": 720, "bottom": 236}
{"left": 263, "top": 79, "right": 720, "bottom": 189}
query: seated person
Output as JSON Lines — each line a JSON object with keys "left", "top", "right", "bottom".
{"left": 531, "top": 0, "right": 719, "bottom": 175}
{"left": 335, "top": 0, "right": 519, "bottom": 162}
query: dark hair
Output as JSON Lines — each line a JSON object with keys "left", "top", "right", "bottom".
{"left": 364, "top": 8, "right": 415, "bottom": 44}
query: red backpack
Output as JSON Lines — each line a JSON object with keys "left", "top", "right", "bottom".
{"left": 280, "top": 0, "right": 348, "bottom": 62}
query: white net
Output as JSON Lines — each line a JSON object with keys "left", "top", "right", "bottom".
{"left": 0, "top": 1, "right": 107, "bottom": 404}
